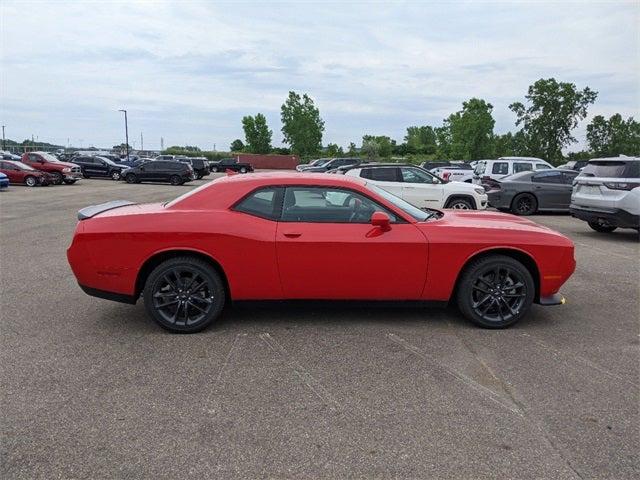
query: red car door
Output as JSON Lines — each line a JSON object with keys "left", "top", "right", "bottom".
{"left": 0, "top": 162, "right": 22, "bottom": 183}
{"left": 275, "top": 186, "right": 428, "bottom": 299}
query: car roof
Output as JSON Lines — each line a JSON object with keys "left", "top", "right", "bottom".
{"left": 218, "top": 171, "right": 366, "bottom": 187}
{"left": 588, "top": 156, "right": 640, "bottom": 162}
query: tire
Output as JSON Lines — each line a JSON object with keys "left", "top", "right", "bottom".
{"left": 511, "top": 193, "right": 537, "bottom": 216}
{"left": 239, "top": 167, "right": 247, "bottom": 173}
{"left": 111, "top": 170, "right": 122, "bottom": 181}
{"left": 196, "top": 173, "right": 203, "bottom": 180}
{"left": 143, "top": 256, "right": 226, "bottom": 333}
{"left": 457, "top": 254, "right": 535, "bottom": 329}
{"left": 50, "top": 172, "right": 63, "bottom": 185}
{"left": 125, "top": 173, "right": 137, "bottom": 184}
{"left": 446, "top": 197, "right": 474, "bottom": 210}
{"left": 169, "top": 175, "right": 182, "bottom": 185}
{"left": 63, "top": 179, "right": 77, "bottom": 185}
{"left": 588, "top": 221, "right": 617, "bottom": 233}
{"left": 24, "top": 176, "right": 38, "bottom": 187}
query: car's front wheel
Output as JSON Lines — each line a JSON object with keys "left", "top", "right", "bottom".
{"left": 63, "top": 179, "right": 77, "bottom": 185}
{"left": 143, "top": 257, "right": 226, "bottom": 333}
{"left": 512, "top": 193, "right": 537, "bottom": 215}
{"left": 125, "top": 173, "right": 137, "bottom": 184}
{"left": 24, "top": 176, "right": 38, "bottom": 187}
{"left": 588, "top": 221, "right": 617, "bottom": 233}
{"left": 169, "top": 175, "right": 182, "bottom": 185}
{"left": 446, "top": 197, "right": 474, "bottom": 210}
{"left": 50, "top": 172, "right": 64, "bottom": 185}
{"left": 457, "top": 254, "right": 535, "bottom": 328}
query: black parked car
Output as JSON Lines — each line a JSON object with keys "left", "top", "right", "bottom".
{"left": 210, "top": 157, "right": 254, "bottom": 173}
{"left": 557, "top": 160, "right": 589, "bottom": 171}
{"left": 297, "top": 157, "right": 360, "bottom": 172}
{"left": 122, "top": 160, "right": 194, "bottom": 185}
{"left": 176, "top": 156, "right": 210, "bottom": 179}
{"left": 72, "top": 156, "right": 127, "bottom": 180}
{"left": 486, "top": 169, "right": 579, "bottom": 215}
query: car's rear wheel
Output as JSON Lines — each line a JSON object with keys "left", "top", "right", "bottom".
{"left": 169, "top": 175, "right": 182, "bottom": 185}
{"left": 125, "top": 173, "right": 137, "bottom": 184}
{"left": 457, "top": 254, "right": 534, "bottom": 328}
{"left": 50, "top": 172, "right": 63, "bottom": 185}
{"left": 196, "top": 173, "right": 203, "bottom": 180}
{"left": 512, "top": 193, "right": 537, "bottom": 215}
{"left": 588, "top": 221, "right": 617, "bottom": 233}
{"left": 239, "top": 167, "right": 247, "bottom": 173}
{"left": 24, "top": 176, "right": 38, "bottom": 187}
{"left": 143, "top": 257, "right": 225, "bottom": 333}
{"left": 446, "top": 197, "right": 474, "bottom": 210}
{"left": 111, "top": 170, "right": 122, "bottom": 181}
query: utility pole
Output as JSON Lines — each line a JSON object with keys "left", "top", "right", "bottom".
{"left": 118, "top": 109, "right": 129, "bottom": 161}
{"left": 1, "top": 125, "right": 5, "bottom": 151}
{"left": 160, "top": 137, "right": 164, "bottom": 151}
{"left": 140, "top": 132, "right": 144, "bottom": 151}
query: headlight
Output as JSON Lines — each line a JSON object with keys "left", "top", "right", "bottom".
{"left": 62, "top": 168, "right": 71, "bottom": 173}
{"left": 474, "top": 187, "right": 485, "bottom": 195}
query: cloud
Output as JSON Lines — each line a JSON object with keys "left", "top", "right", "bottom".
{"left": 1, "top": 0, "right": 638, "bottom": 152}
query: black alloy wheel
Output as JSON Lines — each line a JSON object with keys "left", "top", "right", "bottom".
{"left": 125, "top": 173, "right": 137, "bottom": 184}
{"left": 512, "top": 193, "right": 537, "bottom": 216}
{"left": 169, "top": 175, "right": 182, "bottom": 185}
{"left": 587, "top": 221, "right": 617, "bottom": 233}
{"left": 143, "top": 257, "right": 225, "bottom": 333}
{"left": 51, "top": 171, "right": 64, "bottom": 185}
{"left": 457, "top": 255, "right": 534, "bottom": 328}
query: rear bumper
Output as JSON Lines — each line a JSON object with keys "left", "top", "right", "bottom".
{"left": 570, "top": 205, "right": 640, "bottom": 229}
{"left": 79, "top": 284, "right": 137, "bottom": 304}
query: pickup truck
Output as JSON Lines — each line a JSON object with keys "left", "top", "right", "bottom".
{"left": 210, "top": 157, "right": 254, "bottom": 173}
{"left": 21, "top": 151, "right": 83, "bottom": 185}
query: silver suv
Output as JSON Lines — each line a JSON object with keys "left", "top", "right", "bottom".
{"left": 570, "top": 156, "right": 640, "bottom": 233}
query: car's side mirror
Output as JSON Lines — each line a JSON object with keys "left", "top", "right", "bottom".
{"left": 371, "top": 211, "right": 391, "bottom": 230}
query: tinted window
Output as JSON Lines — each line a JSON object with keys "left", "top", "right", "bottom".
{"left": 532, "top": 171, "right": 563, "bottom": 184}
{"left": 513, "top": 162, "right": 533, "bottom": 173}
{"left": 234, "top": 187, "right": 282, "bottom": 220}
{"left": 535, "top": 163, "right": 552, "bottom": 170}
{"left": 562, "top": 171, "right": 579, "bottom": 184}
{"left": 492, "top": 162, "right": 508, "bottom": 174}
{"left": 281, "top": 187, "right": 397, "bottom": 223}
{"left": 581, "top": 161, "right": 639, "bottom": 178}
{"left": 360, "top": 167, "right": 399, "bottom": 182}
{"left": 400, "top": 167, "right": 437, "bottom": 184}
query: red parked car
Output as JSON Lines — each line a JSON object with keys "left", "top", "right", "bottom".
{"left": 0, "top": 160, "right": 51, "bottom": 186}
{"left": 67, "top": 173, "right": 575, "bottom": 332}
{"left": 21, "top": 151, "right": 82, "bottom": 185}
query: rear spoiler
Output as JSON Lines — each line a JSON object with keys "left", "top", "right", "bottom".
{"left": 78, "top": 200, "right": 136, "bottom": 220}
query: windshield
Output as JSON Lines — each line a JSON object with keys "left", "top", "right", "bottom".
{"left": 312, "top": 158, "right": 331, "bottom": 167}
{"left": 12, "top": 161, "right": 36, "bottom": 171}
{"left": 97, "top": 157, "right": 118, "bottom": 166}
{"left": 366, "top": 183, "right": 435, "bottom": 221}
{"left": 580, "top": 161, "right": 639, "bottom": 178}
{"left": 39, "top": 152, "right": 61, "bottom": 162}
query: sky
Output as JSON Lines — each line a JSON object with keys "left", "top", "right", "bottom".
{"left": 1, "top": 0, "right": 639, "bottom": 152}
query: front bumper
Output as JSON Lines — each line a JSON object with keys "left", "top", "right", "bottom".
{"left": 536, "top": 293, "right": 566, "bottom": 306}
{"left": 570, "top": 205, "right": 640, "bottom": 229}
{"left": 64, "top": 173, "right": 83, "bottom": 181}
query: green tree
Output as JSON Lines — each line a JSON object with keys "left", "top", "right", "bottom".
{"left": 362, "top": 135, "right": 392, "bottom": 158}
{"left": 347, "top": 142, "right": 358, "bottom": 156}
{"left": 242, "top": 113, "right": 272, "bottom": 154}
{"left": 509, "top": 78, "right": 597, "bottom": 163}
{"left": 446, "top": 98, "right": 495, "bottom": 160}
{"left": 325, "top": 143, "right": 344, "bottom": 157}
{"left": 587, "top": 114, "right": 640, "bottom": 157}
{"left": 434, "top": 125, "right": 452, "bottom": 159}
{"left": 280, "top": 91, "right": 325, "bottom": 156}
{"left": 405, "top": 126, "right": 437, "bottom": 154}
{"left": 230, "top": 139, "right": 245, "bottom": 152}
{"left": 361, "top": 138, "right": 380, "bottom": 159}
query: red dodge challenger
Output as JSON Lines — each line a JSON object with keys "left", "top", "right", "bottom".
{"left": 67, "top": 172, "right": 575, "bottom": 333}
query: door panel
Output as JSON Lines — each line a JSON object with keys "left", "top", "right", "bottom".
{"left": 276, "top": 222, "right": 428, "bottom": 299}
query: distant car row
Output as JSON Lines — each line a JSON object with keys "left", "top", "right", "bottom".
{"left": 0, "top": 151, "right": 255, "bottom": 187}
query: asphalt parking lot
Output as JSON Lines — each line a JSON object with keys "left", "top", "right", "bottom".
{"left": 1, "top": 177, "right": 638, "bottom": 479}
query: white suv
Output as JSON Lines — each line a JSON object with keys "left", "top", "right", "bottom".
{"left": 473, "top": 157, "right": 554, "bottom": 187}
{"left": 570, "top": 156, "right": 640, "bottom": 233}
{"left": 342, "top": 164, "right": 487, "bottom": 210}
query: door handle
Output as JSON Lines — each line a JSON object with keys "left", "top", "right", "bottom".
{"left": 283, "top": 232, "right": 302, "bottom": 238}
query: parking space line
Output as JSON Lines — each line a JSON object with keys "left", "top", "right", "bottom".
{"left": 259, "top": 332, "right": 343, "bottom": 411}
{"left": 205, "top": 333, "right": 247, "bottom": 414}
{"left": 386, "top": 333, "right": 524, "bottom": 417}
{"left": 574, "top": 241, "right": 637, "bottom": 259}
{"left": 520, "top": 333, "right": 639, "bottom": 388}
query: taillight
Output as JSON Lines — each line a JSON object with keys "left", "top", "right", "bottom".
{"left": 603, "top": 182, "right": 640, "bottom": 191}
{"left": 442, "top": 172, "right": 451, "bottom": 181}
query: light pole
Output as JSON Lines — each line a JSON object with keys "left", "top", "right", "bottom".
{"left": 1, "top": 125, "right": 5, "bottom": 151}
{"left": 118, "top": 109, "right": 129, "bottom": 161}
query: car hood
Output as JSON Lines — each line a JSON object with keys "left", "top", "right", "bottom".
{"left": 423, "top": 210, "right": 571, "bottom": 242}
{"left": 53, "top": 161, "right": 80, "bottom": 168}
{"left": 442, "top": 181, "right": 483, "bottom": 192}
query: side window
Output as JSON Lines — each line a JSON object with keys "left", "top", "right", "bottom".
{"left": 362, "top": 167, "right": 399, "bottom": 182}
{"left": 281, "top": 187, "right": 397, "bottom": 223}
{"left": 532, "top": 171, "right": 563, "bottom": 184}
{"left": 535, "top": 163, "right": 551, "bottom": 170}
{"left": 562, "top": 172, "right": 578, "bottom": 184}
{"left": 513, "top": 162, "right": 533, "bottom": 173}
{"left": 492, "top": 162, "right": 508, "bottom": 175}
{"left": 400, "top": 167, "right": 436, "bottom": 184}
{"left": 28, "top": 154, "right": 39, "bottom": 162}
{"left": 234, "top": 187, "right": 282, "bottom": 220}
